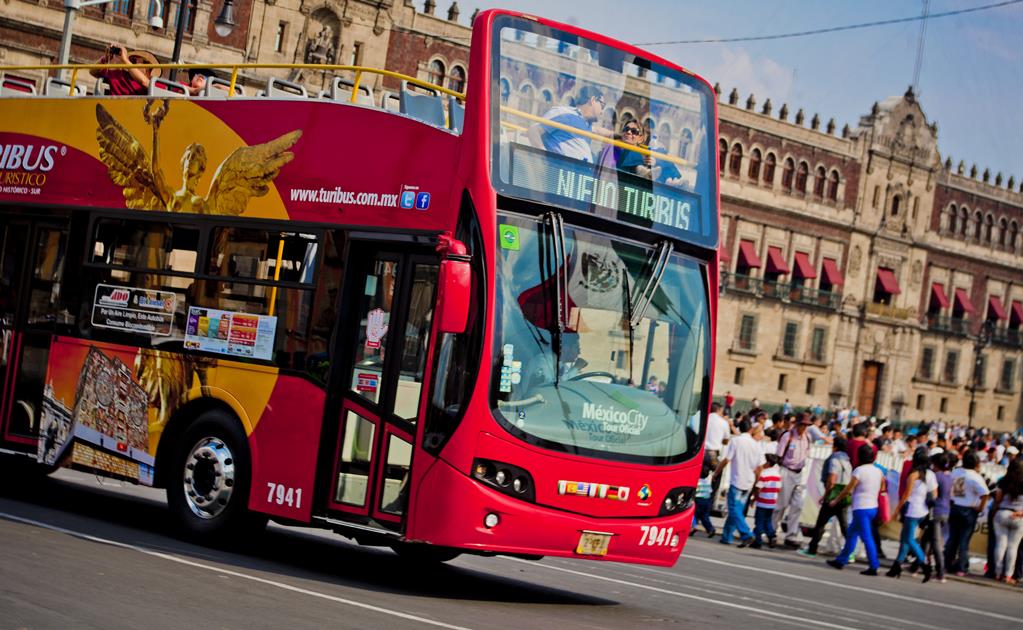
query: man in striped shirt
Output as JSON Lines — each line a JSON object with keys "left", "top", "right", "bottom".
{"left": 751, "top": 454, "right": 782, "bottom": 549}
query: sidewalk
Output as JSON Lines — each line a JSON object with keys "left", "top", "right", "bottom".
{"left": 696, "top": 513, "right": 1022, "bottom": 592}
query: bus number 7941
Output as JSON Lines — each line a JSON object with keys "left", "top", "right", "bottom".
{"left": 267, "top": 483, "right": 303, "bottom": 510}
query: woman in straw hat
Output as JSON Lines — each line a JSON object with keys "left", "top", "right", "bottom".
{"left": 90, "top": 45, "right": 161, "bottom": 95}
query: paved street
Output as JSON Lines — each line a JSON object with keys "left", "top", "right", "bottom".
{"left": 0, "top": 469, "right": 1020, "bottom": 630}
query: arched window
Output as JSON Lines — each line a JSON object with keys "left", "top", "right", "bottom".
{"left": 999, "top": 217, "right": 1008, "bottom": 247}
{"left": 539, "top": 88, "right": 553, "bottom": 112}
{"left": 814, "top": 166, "right": 826, "bottom": 197}
{"left": 781, "top": 157, "right": 795, "bottom": 190}
{"left": 644, "top": 117, "right": 655, "bottom": 135}
{"left": 827, "top": 170, "right": 840, "bottom": 201}
{"left": 656, "top": 122, "right": 672, "bottom": 151}
{"left": 729, "top": 143, "right": 743, "bottom": 177}
{"left": 499, "top": 78, "right": 511, "bottom": 104}
{"left": 985, "top": 214, "right": 995, "bottom": 243}
{"left": 447, "top": 65, "right": 466, "bottom": 92}
{"left": 763, "top": 152, "right": 777, "bottom": 184}
{"left": 679, "top": 128, "right": 693, "bottom": 160}
{"left": 973, "top": 211, "right": 983, "bottom": 239}
{"left": 959, "top": 207, "right": 969, "bottom": 237}
{"left": 948, "top": 204, "right": 958, "bottom": 233}
{"left": 718, "top": 138, "right": 728, "bottom": 172}
{"left": 428, "top": 59, "right": 446, "bottom": 86}
{"left": 1010, "top": 221, "right": 1019, "bottom": 250}
{"left": 748, "top": 148, "right": 762, "bottom": 180}
{"left": 795, "top": 160, "right": 809, "bottom": 193}
{"left": 891, "top": 195, "right": 901, "bottom": 216}
{"left": 518, "top": 83, "right": 535, "bottom": 114}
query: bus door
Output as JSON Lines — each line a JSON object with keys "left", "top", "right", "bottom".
{"left": 0, "top": 216, "right": 70, "bottom": 451}
{"left": 326, "top": 241, "right": 439, "bottom": 530}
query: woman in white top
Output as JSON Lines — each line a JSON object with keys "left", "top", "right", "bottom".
{"left": 992, "top": 459, "right": 1023, "bottom": 584}
{"left": 888, "top": 447, "right": 938, "bottom": 581}
{"left": 826, "top": 443, "right": 885, "bottom": 575}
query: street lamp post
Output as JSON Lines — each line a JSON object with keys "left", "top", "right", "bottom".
{"left": 171, "top": 0, "right": 237, "bottom": 79}
{"left": 967, "top": 320, "right": 994, "bottom": 429}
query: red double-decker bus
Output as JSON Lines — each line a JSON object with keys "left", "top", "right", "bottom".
{"left": 0, "top": 9, "right": 718, "bottom": 566}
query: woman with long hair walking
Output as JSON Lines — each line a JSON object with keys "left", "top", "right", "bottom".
{"left": 888, "top": 447, "right": 938, "bottom": 581}
{"left": 992, "top": 459, "right": 1023, "bottom": 584}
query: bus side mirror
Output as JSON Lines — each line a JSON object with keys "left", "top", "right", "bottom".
{"left": 437, "top": 258, "right": 471, "bottom": 334}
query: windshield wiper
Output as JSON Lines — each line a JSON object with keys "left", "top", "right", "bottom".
{"left": 541, "top": 211, "right": 569, "bottom": 385}
{"left": 630, "top": 240, "right": 673, "bottom": 329}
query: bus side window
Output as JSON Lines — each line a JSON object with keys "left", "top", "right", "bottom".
{"left": 424, "top": 193, "right": 485, "bottom": 454}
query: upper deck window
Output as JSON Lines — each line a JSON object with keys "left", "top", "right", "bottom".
{"left": 490, "top": 15, "right": 717, "bottom": 248}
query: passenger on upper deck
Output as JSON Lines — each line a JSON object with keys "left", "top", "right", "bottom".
{"left": 597, "top": 119, "right": 659, "bottom": 180}
{"left": 527, "top": 85, "right": 612, "bottom": 163}
{"left": 90, "top": 46, "right": 160, "bottom": 96}
{"left": 187, "top": 67, "right": 213, "bottom": 96}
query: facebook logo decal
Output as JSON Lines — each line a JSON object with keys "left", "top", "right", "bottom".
{"left": 415, "top": 192, "right": 431, "bottom": 210}
{"left": 400, "top": 191, "right": 416, "bottom": 209}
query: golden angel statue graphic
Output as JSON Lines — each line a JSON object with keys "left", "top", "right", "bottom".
{"left": 95, "top": 100, "right": 302, "bottom": 215}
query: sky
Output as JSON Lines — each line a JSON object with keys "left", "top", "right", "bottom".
{"left": 444, "top": 0, "right": 1023, "bottom": 182}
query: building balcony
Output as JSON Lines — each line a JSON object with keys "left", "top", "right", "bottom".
{"left": 721, "top": 274, "right": 841, "bottom": 311}
{"left": 925, "top": 314, "right": 971, "bottom": 338}
{"left": 865, "top": 301, "right": 915, "bottom": 320}
{"left": 991, "top": 327, "right": 1022, "bottom": 348}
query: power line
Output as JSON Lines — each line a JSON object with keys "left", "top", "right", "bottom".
{"left": 635, "top": 0, "right": 1023, "bottom": 46}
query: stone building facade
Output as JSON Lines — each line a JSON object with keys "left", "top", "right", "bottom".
{"left": 1, "top": 1, "right": 1019, "bottom": 428}
{"left": 717, "top": 86, "right": 1023, "bottom": 429}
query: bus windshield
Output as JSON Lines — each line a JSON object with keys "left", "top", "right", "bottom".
{"left": 492, "top": 213, "right": 710, "bottom": 465}
{"left": 491, "top": 15, "right": 717, "bottom": 248}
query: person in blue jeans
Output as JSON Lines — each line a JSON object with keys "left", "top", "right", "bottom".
{"left": 713, "top": 418, "right": 765, "bottom": 546}
{"left": 888, "top": 447, "right": 938, "bottom": 580}
{"left": 826, "top": 444, "right": 885, "bottom": 576}
{"left": 945, "top": 450, "right": 990, "bottom": 575}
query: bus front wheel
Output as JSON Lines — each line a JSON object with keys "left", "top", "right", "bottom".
{"left": 167, "top": 410, "right": 265, "bottom": 542}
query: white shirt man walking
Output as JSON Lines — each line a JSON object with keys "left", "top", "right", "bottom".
{"left": 713, "top": 417, "right": 765, "bottom": 547}
{"left": 773, "top": 412, "right": 812, "bottom": 548}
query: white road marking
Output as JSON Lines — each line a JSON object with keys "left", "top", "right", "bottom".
{"left": 627, "top": 564, "right": 947, "bottom": 630}
{"left": 502, "top": 557, "right": 858, "bottom": 630}
{"left": 682, "top": 553, "right": 1021, "bottom": 624}
{"left": 0, "top": 512, "right": 472, "bottom": 630}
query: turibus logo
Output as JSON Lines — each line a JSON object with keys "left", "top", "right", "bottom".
{"left": 0, "top": 144, "right": 61, "bottom": 172}
{"left": 581, "top": 402, "right": 649, "bottom": 436}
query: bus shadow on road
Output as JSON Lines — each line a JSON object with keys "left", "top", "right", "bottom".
{"left": 0, "top": 472, "right": 615, "bottom": 607}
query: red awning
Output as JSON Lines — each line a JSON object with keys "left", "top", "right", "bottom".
{"left": 1012, "top": 300, "right": 1023, "bottom": 325}
{"left": 929, "top": 283, "right": 950, "bottom": 309}
{"left": 987, "top": 296, "right": 1007, "bottom": 320}
{"left": 765, "top": 247, "right": 790, "bottom": 274}
{"left": 953, "top": 288, "right": 976, "bottom": 314}
{"left": 792, "top": 252, "right": 817, "bottom": 279}
{"left": 821, "top": 258, "right": 844, "bottom": 286}
{"left": 737, "top": 240, "right": 762, "bottom": 268}
{"left": 875, "top": 267, "right": 901, "bottom": 295}
{"left": 720, "top": 246, "right": 730, "bottom": 263}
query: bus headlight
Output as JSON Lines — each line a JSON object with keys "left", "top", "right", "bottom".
{"left": 471, "top": 458, "right": 536, "bottom": 502}
{"left": 658, "top": 486, "right": 695, "bottom": 516}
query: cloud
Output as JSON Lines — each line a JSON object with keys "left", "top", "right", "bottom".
{"left": 704, "top": 47, "right": 795, "bottom": 105}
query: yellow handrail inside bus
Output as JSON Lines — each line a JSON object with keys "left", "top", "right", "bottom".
{"left": 268, "top": 237, "right": 286, "bottom": 317}
{"left": 0, "top": 62, "right": 466, "bottom": 103}
{"left": 501, "top": 105, "right": 694, "bottom": 169}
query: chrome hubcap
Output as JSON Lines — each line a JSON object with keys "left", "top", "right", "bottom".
{"left": 182, "top": 437, "right": 235, "bottom": 520}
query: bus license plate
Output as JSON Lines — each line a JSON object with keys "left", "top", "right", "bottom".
{"left": 575, "top": 531, "right": 611, "bottom": 556}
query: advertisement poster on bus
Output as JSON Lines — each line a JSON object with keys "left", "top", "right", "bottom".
{"left": 91, "top": 283, "right": 177, "bottom": 336}
{"left": 184, "top": 306, "right": 277, "bottom": 361}
{"left": 38, "top": 344, "right": 155, "bottom": 485}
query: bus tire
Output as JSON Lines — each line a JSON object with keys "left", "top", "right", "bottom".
{"left": 166, "top": 409, "right": 266, "bottom": 542}
{"left": 390, "top": 542, "right": 461, "bottom": 564}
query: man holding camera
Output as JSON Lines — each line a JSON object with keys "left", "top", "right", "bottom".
{"left": 91, "top": 45, "right": 159, "bottom": 96}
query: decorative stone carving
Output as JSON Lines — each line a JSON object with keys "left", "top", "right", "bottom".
{"left": 849, "top": 245, "right": 862, "bottom": 274}
{"left": 911, "top": 260, "right": 922, "bottom": 287}
{"left": 304, "top": 9, "right": 340, "bottom": 65}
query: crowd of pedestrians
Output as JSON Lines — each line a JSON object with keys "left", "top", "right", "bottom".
{"left": 701, "top": 400, "right": 1023, "bottom": 585}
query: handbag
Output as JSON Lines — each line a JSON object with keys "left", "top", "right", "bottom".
{"left": 826, "top": 483, "right": 851, "bottom": 507}
{"left": 877, "top": 488, "right": 891, "bottom": 524}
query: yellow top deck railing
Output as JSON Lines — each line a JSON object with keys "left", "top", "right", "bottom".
{"left": 0, "top": 62, "right": 466, "bottom": 105}
{"left": 2, "top": 62, "right": 695, "bottom": 169}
